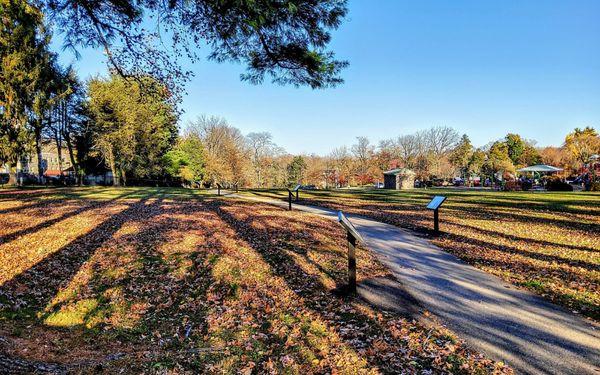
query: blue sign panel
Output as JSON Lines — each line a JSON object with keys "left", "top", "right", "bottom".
{"left": 426, "top": 195, "right": 446, "bottom": 210}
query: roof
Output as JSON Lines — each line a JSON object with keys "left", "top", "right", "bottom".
{"left": 383, "top": 168, "right": 415, "bottom": 175}
{"left": 516, "top": 164, "right": 563, "bottom": 173}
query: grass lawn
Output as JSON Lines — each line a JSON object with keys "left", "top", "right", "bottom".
{"left": 242, "top": 188, "right": 600, "bottom": 322}
{"left": 0, "top": 187, "right": 509, "bottom": 373}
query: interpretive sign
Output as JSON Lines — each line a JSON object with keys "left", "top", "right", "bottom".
{"left": 427, "top": 195, "right": 446, "bottom": 210}
{"left": 426, "top": 195, "right": 446, "bottom": 233}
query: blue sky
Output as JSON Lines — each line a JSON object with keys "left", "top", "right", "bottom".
{"left": 52, "top": 0, "right": 600, "bottom": 155}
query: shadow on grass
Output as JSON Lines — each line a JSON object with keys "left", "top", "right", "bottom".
{"left": 210, "top": 199, "right": 434, "bottom": 372}
{"left": 0, "top": 192, "right": 156, "bottom": 316}
{"left": 0, "top": 194, "right": 222, "bottom": 372}
{"left": 0, "top": 190, "right": 139, "bottom": 247}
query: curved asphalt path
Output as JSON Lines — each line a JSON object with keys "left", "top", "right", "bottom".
{"left": 224, "top": 192, "right": 600, "bottom": 374}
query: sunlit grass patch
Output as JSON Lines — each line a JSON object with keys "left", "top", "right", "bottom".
{"left": 44, "top": 298, "right": 99, "bottom": 328}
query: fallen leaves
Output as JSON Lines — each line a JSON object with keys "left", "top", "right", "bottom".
{"left": 0, "top": 187, "right": 511, "bottom": 373}
{"left": 244, "top": 189, "right": 600, "bottom": 321}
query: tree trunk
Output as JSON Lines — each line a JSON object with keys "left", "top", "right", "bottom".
{"left": 120, "top": 167, "right": 127, "bottom": 186}
{"left": 8, "top": 163, "right": 19, "bottom": 186}
{"left": 0, "top": 353, "right": 66, "bottom": 374}
{"left": 64, "top": 133, "right": 79, "bottom": 184}
{"left": 54, "top": 129, "right": 63, "bottom": 178}
{"left": 107, "top": 149, "right": 119, "bottom": 186}
{"left": 34, "top": 127, "right": 44, "bottom": 184}
{"left": 111, "top": 162, "right": 119, "bottom": 186}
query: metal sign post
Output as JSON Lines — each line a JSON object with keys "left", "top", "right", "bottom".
{"left": 287, "top": 188, "right": 293, "bottom": 211}
{"left": 338, "top": 211, "right": 365, "bottom": 294}
{"left": 293, "top": 185, "right": 301, "bottom": 201}
{"left": 426, "top": 196, "right": 447, "bottom": 233}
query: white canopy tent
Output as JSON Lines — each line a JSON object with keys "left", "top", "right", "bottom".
{"left": 517, "top": 164, "right": 563, "bottom": 173}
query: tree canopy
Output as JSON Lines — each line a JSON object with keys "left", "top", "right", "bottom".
{"left": 42, "top": 0, "right": 349, "bottom": 93}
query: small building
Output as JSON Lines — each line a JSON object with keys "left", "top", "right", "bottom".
{"left": 383, "top": 168, "right": 416, "bottom": 190}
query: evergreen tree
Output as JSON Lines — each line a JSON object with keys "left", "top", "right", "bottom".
{"left": 40, "top": 0, "right": 349, "bottom": 94}
{"left": 505, "top": 133, "right": 525, "bottom": 166}
{"left": 287, "top": 155, "right": 307, "bottom": 186}
{"left": 449, "top": 134, "right": 473, "bottom": 179}
{"left": 163, "top": 132, "right": 206, "bottom": 186}
{"left": 0, "top": 0, "right": 49, "bottom": 183}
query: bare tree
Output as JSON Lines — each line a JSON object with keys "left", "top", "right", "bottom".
{"left": 329, "top": 146, "right": 353, "bottom": 186}
{"left": 189, "top": 115, "right": 249, "bottom": 186}
{"left": 424, "top": 126, "right": 460, "bottom": 157}
{"left": 422, "top": 126, "right": 460, "bottom": 177}
{"left": 246, "top": 132, "right": 282, "bottom": 188}
{"left": 351, "top": 136, "right": 374, "bottom": 178}
{"left": 396, "top": 134, "right": 421, "bottom": 168}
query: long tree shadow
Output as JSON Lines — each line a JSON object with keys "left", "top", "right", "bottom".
{"left": 446, "top": 220, "right": 600, "bottom": 254}
{"left": 0, "top": 192, "right": 156, "bottom": 316}
{"left": 0, "top": 195, "right": 227, "bottom": 372}
{"left": 210, "top": 199, "right": 449, "bottom": 372}
{"left": 40, "top": 198, "right": 217, "bottom": 337}
{"left": 0, "top": 190, "right": 138, "bottom": 246}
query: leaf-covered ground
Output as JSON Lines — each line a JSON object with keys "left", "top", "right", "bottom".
{"left": 0, "top": 187, "right": 510, "bottom": 373}
{"left": 243, "top": 188, "right": 600, "bottom": 322}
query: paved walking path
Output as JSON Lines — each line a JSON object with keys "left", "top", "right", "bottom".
{"left": 227, "top": 193, "right": 600, "bottom": 374}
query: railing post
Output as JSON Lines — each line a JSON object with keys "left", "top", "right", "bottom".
{"left": 347, "top": 232, "right": 357, "bottom": 293}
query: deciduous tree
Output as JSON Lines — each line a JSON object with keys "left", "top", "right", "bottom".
{"left": 564, "top": 127, "right": 599, "bottom": 166}
{"left": 85, "top": 75, "right": 178, "bottom": 185}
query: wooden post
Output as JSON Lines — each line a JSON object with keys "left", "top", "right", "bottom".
{"left": 235, "top": 184, "right": 239, "bottom": 193}
{"left": 295, "top": 189, "right": 299, "bottom": 201}
{"left": 434, "top": 208, "right": 439, "bottom": 233}
{"left": 338, "top": 211, "right": 362, "bottom": 295}
{"left": 347, "top": 232, "right": 357, "bottom": 294}
{"left": 288, "top": 189, "right": 292, "bottom": 211}
{"left": 217, "top": 184, "right": 221, "bottom": 196}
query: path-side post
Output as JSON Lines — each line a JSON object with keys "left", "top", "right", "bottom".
{"left": 293, "top": 184, "right": 301, "bottom": 201}
{"left": 338, "top": 211, "right": 364, "bottom": 294}
{"left": 426, "top": 196, "right": 447, "bottom": 234}
{"left": 217, "top": 183, "right": 222, "bottom": 196}
{"left": 347, "top": 232, "right": 357, "bottom": 293}
{"left": 287, "top": 188, "right": 293, "bottom": 211}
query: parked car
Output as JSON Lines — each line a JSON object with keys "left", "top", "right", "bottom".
{"left": 17, "top": 172, "right": 38, "bottom": 185}
{"left": 374, "top": 182, "right": 384, "bottom": 188}
{"left": 0, "top": 173, "right": 9, "bottom": 185}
